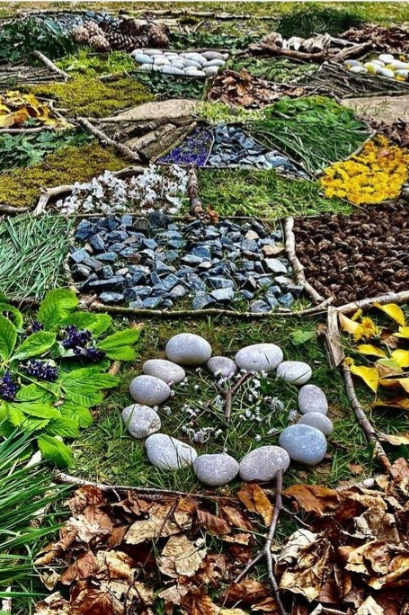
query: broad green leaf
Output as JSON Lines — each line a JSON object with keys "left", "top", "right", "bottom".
{"left": 290, "top": 329, "right": 315, "bottom": 346}
{"left": 63, "top": 312, "right": 112, "bottom": 337}
{"left": 391, "top": 349, "right": 409, "bottom": 369}
{"left": 13, "top": 331, "right": 56, "bottom": 360}
{"left": 15, "top": 383, "right": 56, "bottom": 403}
{"left": 60, "top": 367, "right": 120, "bottom": 407}
{"left": 357, "top": 344, "right": 386, "bottom": 358}
{"left": 7, "top": 405, "right": 25, "bottom": 427}
{"left": 374, "top": 302, "right": 406, "bottom": 326}
{"left": 60, "top": 401, "right": 93, "bottom": 428}
{"left": 0, "top": 303, "right": 23, "bottom": 329}
{"left": 101, "top": 346, "right": 136, "bottom": 361}
{"left": 10, "top": 402, "right": 60, "bottom": 419}
{"left": 97, "top": 329, "right": 140, "bottom": 350}
{"left": 0, "top": 315, "right": 17, "bottom": 360}
{"left": 38, "top": 435, "right": 72, "bottom": 468}
{"left": 0, "top": 290, "right": 8, "bottom": 302}
{"left": 350, "top": 364, "right": 378, "bottom": 393}
{"left": 37, "top": 289, "right": 78, "bottom": 330}
{"left": 46, "top": 417, "right": 80, "bottom": 438}
{"left": 18, "top": 417, "right": 50, "bottom": 433}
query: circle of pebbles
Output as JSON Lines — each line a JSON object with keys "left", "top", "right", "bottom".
{"left": 120, "top": 333, "right": 333, "bottom": 486}
{"left": 294, "top": 202, "right": 409, "bottom": 305}
{"left": 131, "top": 49, "right": 228, "bottom": 78}
{"left": 70, "top": 213, "right": 304, "bottom": 311}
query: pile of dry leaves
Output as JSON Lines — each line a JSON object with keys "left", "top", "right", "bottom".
{"left": 34, "top": 457, "right": 409, "bottom": 615}
{"left": 0, "top": 91, "right": 70, "bottom": 129}
{"left": 207, "top": 69, "right": 305, "bottom": 108}
{"left": 343, "top": 24, "right": 409, "bottom": 53}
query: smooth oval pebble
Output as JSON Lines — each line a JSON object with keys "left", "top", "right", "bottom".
{"left": 298, "top": 384, "right": 328, "bottom": 415}
{"left": 184, "top": 59, "right": 202, "bottom": 68}
{"left": 279, "top": 424, "right": 327, "bottom": 465}
{"left": 203, "top": 51, "right": 226, "bottom": 60}
{"left": 136, "top": 64, "right": 153, "bottom": 72}
{"left": 183, "top": 52, "right": 206, "bottom": 64}
{"left": 129, "top": 375, "right": 170, "bottom": 406}
{"left": 298, "top": 413, "right": 334, "bottom": 436}
{"left": 185, "top": 69, "right": 206, "bottom": 77}
{"left": 161, "top": 65, "right": 185, "bottom": 76}
{"left": 193, "top": 453, "right": 239, "bottom": 486}
{"left": 166, "top": 333, "right": 212, "bottom": 366}
{"left": 133, "top": 53, "right": 154, "bottom": 64}
{"left": 239, "top": 446, "right": 290, "bottom": 481}
{"left": 205, "top": 66, "right": 220, "bottom": 76}
{"left": 145, "top": 434, "right": 197, "bottom": 470}
{"left": 235, "top": 343, "right": 283, "bottom": 373}
{"left": 153, "top": 56, "right": 170, "bottom": 65}
{"left": 207, "top": 356, "right": 237, "bottom": 379}
{"left": 276, "top": 361, "right": 312, "bottom": 385}
{"left": 122, "top": 404, "right": 161, "bottom": 439}
{"left": 143, "top": 359, "right": 185, "bottom": 384}
{"left": 204, "top": 59, "right": 225, "bottom": 67}
{"left": 140, "top": 49, "right": 164, "bottom": 56}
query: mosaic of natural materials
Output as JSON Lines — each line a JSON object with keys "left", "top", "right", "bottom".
{"left": 294, "top": 202, "right": 409, "bottom": 305}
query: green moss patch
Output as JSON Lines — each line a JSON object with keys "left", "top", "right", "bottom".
{"left": 198, "top": 168, "right": 352, "bottom": 219}
{"left": 26, "top": 76, "right": 153, "bottom": 118}
{"left": 0, "top": 142, "right": 125, "bottom": 209}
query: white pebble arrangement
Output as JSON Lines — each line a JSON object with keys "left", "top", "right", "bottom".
{"left": 122, "top": 333, "right": 333, "bottom": 485}
{"left": 344, "top": 53, "right": 409, "bottom": 81}
{"left": 131, "top": 49, "right": 229, "bottom": 78}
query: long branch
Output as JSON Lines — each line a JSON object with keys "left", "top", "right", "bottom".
{"left": 79, "top": 117, "right": 141, "bottom": 163}
{"left": 33, "top": 50, "right": 70, "bottom": 80}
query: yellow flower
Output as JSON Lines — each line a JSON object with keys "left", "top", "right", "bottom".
{"left": 353, "top": 317, "right": 380, "bottom": 341}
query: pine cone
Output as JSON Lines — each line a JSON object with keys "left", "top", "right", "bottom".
{"left": 88, "top": 35, "right": 111, "bottom": 51}
{"left": 101, "top": 19, "right": 169, "bottom": 51}
{"left": 71, "top": 25, "right": 90, "bottom": 44}
{"left": 149, "top": 24, "right": 169, "bottom": 47}
{"left": 83, "top": 21, "right": 104, "bottom": 38}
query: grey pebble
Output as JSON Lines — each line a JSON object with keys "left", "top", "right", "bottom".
{"left": 239, "top": 446, "right": 290, "bottom": 481}
{"left": 143, "top": 359, "right": 186, "bottom": 385}
{"left": 279, "top": 424, "right": 327, "bottom": 465}
{"left": 122, "top": 404, "right": 161, "bottom": 439}
{"left": 129, "top": 375, "right": 171, "bottom": 406}
{"left": 276, "top": 361, "right": 312, "bottom": 385}
{"left": 298, "top": 384, "right": 328, "bottom": 415}
{"left": 166, "top": 333, "right": 212, "bottom": 366}
{"left": 297, "top": 412, "right": 334, "bottom": 436}
{"left": 207, "top": 356, "right": 237, "bottom": 379}
{"left": 235, "top": 343, "right": 283, "bottom": 373}
{"left": 193, "top": 453, "right": 239, "bottom": 486}
{"left": 145, "top": 434, "right": 197, "bottom": 470}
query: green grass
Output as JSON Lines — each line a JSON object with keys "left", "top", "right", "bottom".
{"left": 70, "top": 315, "right": 400, "bottom": 493}
{"left": 198, "top": 168, "right": 352, "bottom": 219}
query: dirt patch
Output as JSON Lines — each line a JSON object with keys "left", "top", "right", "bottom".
{"left": 342, "top": 94, "right": 409, "bottom": 124}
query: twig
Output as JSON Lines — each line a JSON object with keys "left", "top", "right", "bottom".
{"left": 0, "top": 204, "right": 30, "bottom": 215}
{"left": 337, "top": 290, "right": 409, "bottom": 314}
{"left": 0, "top": 126, "right": 53, "bottom": 134}
{"left": 33, "top": 184, "right": 74, "bottom": 216}
{"left": 235, "top": 470, "right": 287, "bottom": 615}
{"left": 187, "top": 166, "right": 205, "bottom": 218}
{"left": 33, "top": 50, "right": 70, "bottom": 81}
{"left": 342, "top": 362, "right": 392, "bottom": 475}
{"left": 284, "top": 217, "right": 325, "bottom": 305}
{"left": 310, "top": 606, "right": 349, "bottom": 615}
{"left": 216, "top": 372, "right": 252, "bottom": 419}
{"left": 79, "top": 117, "right": 141, "bottom": 163}
{"left": 319, "top": 306, "right": 345, "bottom": 369}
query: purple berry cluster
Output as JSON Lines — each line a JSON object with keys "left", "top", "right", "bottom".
{"left": 26, "top": 320, "right": 45, "bottom": 334}
{"left": 25, "top": 360, "right": 59, "bottom": 382}
{"left": 0, "top": 372, "right": 18, "bottom": 401}
{"left": 61, "top": 325, "right": 106, "bottom": 363}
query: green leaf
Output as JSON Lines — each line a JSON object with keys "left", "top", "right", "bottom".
{"left": 102, "top": 346, "right": 136, "bottom": 361}
{"left": 63, "top": 312, "right": 112, "bottom": 337}
{"left": 0, "top": 303, "right": 23, "bottom": 329}
{"left": 60, "top": 368, "right": 120, "bottom": 407}
{"left": 60, "top": 401, "right": 93, "bottom": 428}
{"left": 46, "top": 417, "right": 80, "bottom": 438}
{"left": 10, "top": 402, "right": 60, "bottom": 419}
{"left": 15, "top": 383, "right": 55, "bottom": 403}
{"left": 37, "top": 289, "right": 78, "bottom": 330}
{"left": 0, "top": 291, "right": 8, "bottom": 302}
{"left": 0, "top": 315, "right": 17, "bottom": 360}
{"left": 12, "top": 331, "right": 56, "bottom": 360}
{"left": 97, "top": 329, "right": 140, "bottom": 350}
{"left": 290, "top": 329, "right": 316, "bottom": 345}
{"left": 37, "top": 435, "right": 72, "bottom": 468}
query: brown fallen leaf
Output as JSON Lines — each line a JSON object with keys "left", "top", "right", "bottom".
{"left": 35, "top": 592, "right": 71, "bottom": 615}
{"left": 357, "top": 595, "right": 385, "bottom": 615}
{"left": 283, "top": 484, "right": 339, "bottom": 515}
{"left": 96, "top": 550, "right": 135, "bottom": 580}
{"left": 224, "top": 580, "right": 270, "bottom": 605}
{"left": 238, "top": 483, "right": 273, "bottom": 525}
{"left": 159, "top": 534, "right": 207, "bottom": 578}
{"left": 125, "top": 502, "right": 192, "bottom": 545}
{"left": 181, "top": 590, "right": 217, "bottom": 615}
{"left": 70, "top": 586, "right": 115, "bottom": 615}
{"left": 197, "top": 509, "right": 231, "bottom": 535}
{"left": 61, "top": 551, "right": 98, "bottom": 585}
{"left": 221, "top": 505, "right": 252, "bottom": 530}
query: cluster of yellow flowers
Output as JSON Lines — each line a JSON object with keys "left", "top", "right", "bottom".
{"left": 320, "top": 135, "right": 409, "bottom": 205}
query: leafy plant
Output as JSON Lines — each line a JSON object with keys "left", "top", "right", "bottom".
{"left": 0, "top": 430, "right": 68, "bottom": 601}
{"left": 244, "top": 96, "right": 371, "bottom": 174}
{"left": 136, "top": 71, "right": 206, "bottom": 100}
{"left": 56, "top": 49, "right": 136, "bottom": 76}
{"left": 230, "top": 56, "right": 317, "bottom": 84}
{"left": 0, "top": 289, "right": 140, "bottom": 467}
{"left": 0, "top": 18, "right": 76, "bottom": 62}
{"left": 0, "top": 129, "right": 92, "bottom": 172}
{"left": 276, "top": 6, "right": 365, "bottom": 38}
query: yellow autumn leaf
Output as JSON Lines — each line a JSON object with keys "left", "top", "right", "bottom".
{"left": 398, "top": 378, "right": 409, "bottom": 394}
{"left": 379, "top": 431, "right": 409, "bottom": 446}
{"left": 339, "top": 313, "right": 361, "bottom": 336}
{"left": 394, "top": 326, "right": 409, "bottom": 339}
{"left": 391, "top": 349, "right": 409, "bottom": 368}
{"left": 379, "top": 378, "right": 402, "bottom": 388}
{"left": 350, "top": 364, "right": 379, "bottom": 393}
{"left": 374, "top": 302, "right": 406, "bottom": 326}
{"left": 373, "top": 397, "right": 409, "bottom": 411}
{"left": 357, "top": 345, "right": 386, "bottom": 358}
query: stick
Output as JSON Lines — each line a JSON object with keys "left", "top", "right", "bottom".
{"left": 152, "top": 122, "right": 197, "bottom": 163}
{"left": 337, "top": 290, "right": 409, "bottom": 314}
{"left": 284, "top": 217, "right": 324, "bottom": 305}
{"left": 33, "top": 184, "right": 74, "bottom": 216}
{"left": 216, "top": 372, "right": 252, "bottom": 420}
{"left": 235, "top": 470, "right": 287, "bottom": 615}
{"left": 319, "top": 306, "right": 345, "bottom": 369}
{"left": 79, "top": 118, "right": 141, "bottom": 163}
{"left": 0, "top": 204, "right": 30, "bottom": 214}
{"left": 342, "top": 362, "right": 392, "bottom": 475}
{"left": 187, "top": 166, "right": 205, "bottom": 218}
{"left": 33, "top": 50, "right": 70, "bottom": 81}
{"left": 0, "top": 126, "right": 53, "bottom": 134}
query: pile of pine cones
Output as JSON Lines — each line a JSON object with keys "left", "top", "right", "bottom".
{"left": 294, "top": 203, "right": 409, "bottom": 305}
{"left": 71, "top": 19, "right": 169, "bottom": 52}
